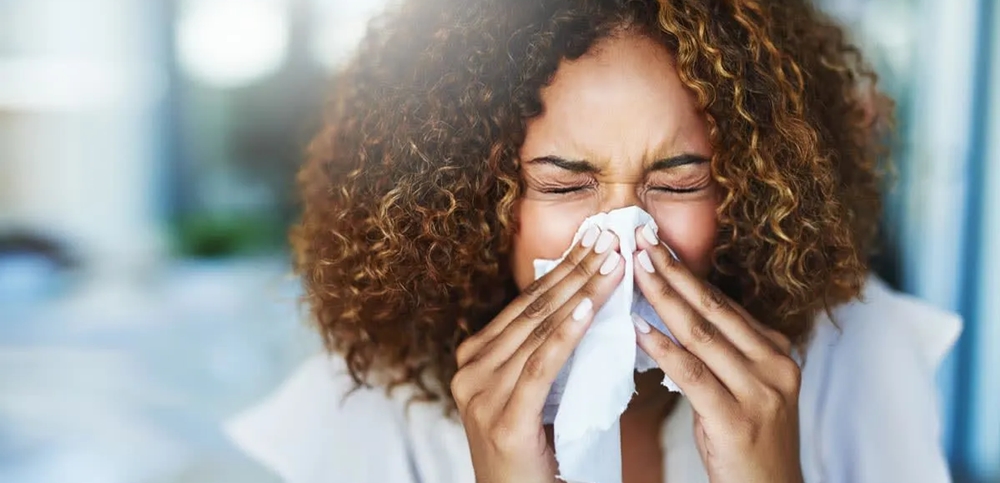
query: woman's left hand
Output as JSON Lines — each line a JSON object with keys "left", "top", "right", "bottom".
{"left": 630, "top": 224, "right": 804, "bottom": 483}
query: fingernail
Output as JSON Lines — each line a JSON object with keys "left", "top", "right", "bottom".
{"left": 637, "top": 250, "right": 654, "bottom": 273}
{"left": 641, "top": 222, "right": 659, "bottom": 246}
{"left": 581, "top": 226, "right": 600, "bottom": 248}
{"left": 632, "top": 314, "right": 651, "bottom": 334}
{"left": 600, "top": 252, "right": 621, "bottom": 275}
{"left": 594, "top": 230, "right": 615, "bottom": 254}
{"left": 572, "top": 298, "right": 593, "bottom": 321}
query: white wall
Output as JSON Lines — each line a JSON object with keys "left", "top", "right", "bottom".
{"left": 0, "top": 0, "right": 167, "bottom": 278}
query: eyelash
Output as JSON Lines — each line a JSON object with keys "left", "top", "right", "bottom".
{"left": 543, "top": 185, "right": 591, "bottom": 194}
{"left": 541, "top": 184, "right": 706, "bottom": 195}
{"left": 652, "top": 186, "right": 706, "bottom": 194}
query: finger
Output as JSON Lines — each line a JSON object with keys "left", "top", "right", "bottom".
{"left": 457, "top": 225, "right": 605, "bottom": 366}
{"left": 481, "top": 230, "right": 622, "bottom": 366}
{"left": 451, "top": 355, "right": 510, "bottom": 411}
{"left": 634, "top": 223, "right": 779, "bottom": 358}
{"left": 503, "top": 297, "right": 595, "bottom": 423}
{"left": 501, "top": 244, "right": 626, "bottom": 374}
{"left": 457, "top": 248, "right": 622, "bottom": 412}
{"left": 632, "top": 249, "right": 759, "bottom": 393}
{"left": 632, "top": 314, "right": 735, "bottom": 412}
{"left": 717, "top": 290, "right": 793, "bottom": 356}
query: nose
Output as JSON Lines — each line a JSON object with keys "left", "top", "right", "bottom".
{"left": 598, "top": 181, "right": 645, "bottom": 213}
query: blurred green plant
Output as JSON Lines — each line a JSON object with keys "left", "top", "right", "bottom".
{"left": 173, "top": 213, "right": 288, "bottom": 258}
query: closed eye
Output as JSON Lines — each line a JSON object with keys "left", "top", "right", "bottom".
{"left": 541, "top": 185, "right": 592, "bottom": 194}
{"left": 650, "top": 185, "right": 706, "bottom": 194}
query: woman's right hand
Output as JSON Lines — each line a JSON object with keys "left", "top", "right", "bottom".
{"left": 451, "top": 226, "right": 625, "bottom": 483}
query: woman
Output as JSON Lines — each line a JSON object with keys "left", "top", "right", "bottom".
{"left": 226, "top": 0, "right": 961, "bottom": 482}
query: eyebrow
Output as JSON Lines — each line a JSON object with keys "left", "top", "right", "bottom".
{"left": 648, "top": 153, "right": 711, "bottom": 171}
{"left": 526, "top": 155, "right": 600, "bottom": 173}
{"left": 526, "top": 153, "right": 710, "bottom": 173}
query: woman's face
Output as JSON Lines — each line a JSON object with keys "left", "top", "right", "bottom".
{"left": 511, "top": 33, "right": 719, "bottom": 290}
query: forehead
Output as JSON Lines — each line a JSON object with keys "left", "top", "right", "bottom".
{"left": 519, "top": 33, "right": 710, "bottom": 168}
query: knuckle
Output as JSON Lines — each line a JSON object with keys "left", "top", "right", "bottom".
{"left": 521, "top": 351, "right": 547, "bottom": 380}
{"left": 701, "top": 284, "right": 729, "bottom": 313}
{"left": 466, "top": 394, "right": 493, "bottom": 424}
{"left": 528, "top": 316, "right": 556, "bottom": 345}
{"left": 772, "top": 357, "right": 802, "bottom": 392}
{"left": 562, "top": 243, "right": 588, "bottom": 265}
{"left": 653, "top": 333, "right": 676, "bottom": 356}
{"left": 450, "top": 370, "right": 473, "bottom": 406}
{"left": 680, "top": 354, "right": 708, "bottom": 383}
{"left": 522, "top": 278, "right": 545, "bottom": 297}
{"left": 571, "top": 256, "right": 598, "bottom": 279}
{"left": 689, "top": 317, "right": 719, "bottom": 345}
{"left": 523, "top": 294, "right": 554, "bottom": 319}
{"left": 488, "top": 419, "right": 524, "bottom": 452}
{"left": 657, "top": 280, "right": 677, "bottom": 300}
{"left": 455, "top": 339, "right": 476, "bottom": 367}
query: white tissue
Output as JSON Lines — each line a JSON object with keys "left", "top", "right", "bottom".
{"left": 533, "top": 206, "right": 679, "bottom": 483}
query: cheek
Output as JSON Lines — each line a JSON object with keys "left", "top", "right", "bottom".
{"left": 510, "top": 199, "right": 720, "bottom": 289}
{"left": 510, "top": 200, "right": 593, "bottom": 290}
{"left": 648, "top": 201, "right": 718, "bottom": 277}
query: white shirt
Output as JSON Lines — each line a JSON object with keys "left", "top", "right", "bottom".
{"left": 224, "top": 276, "right": 961, "bottom": 483}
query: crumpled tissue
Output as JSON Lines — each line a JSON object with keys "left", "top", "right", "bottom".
{"left": 533, "top": 206, "right": 680, "bottom": 483}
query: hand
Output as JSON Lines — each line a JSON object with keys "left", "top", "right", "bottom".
{"left": 630, "top": 224, "right": 804, "bottom": 483}
{"left": 451, "top": 227, "right": 625, "bottom": 483}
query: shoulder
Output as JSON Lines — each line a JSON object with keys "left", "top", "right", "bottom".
{"left": 223, "top": 354, "right": 411, "bottom": 483}
{"left": 797, "top": 275, "right": 962, "bottom": 483}
{"left": 224, "top": 354, "right": 471, "bottom": 483}
{"left": 800, "top": 275, "right": 962, "bottom": 402}
{"left": 809, "top": 275, "right": 961, "bottom": 371}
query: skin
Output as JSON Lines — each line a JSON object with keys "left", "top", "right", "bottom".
{"left": 509, "top": 32, "right": 718, "bottom": 287}
{"left": 451, "top": 33, "right": 804, "bottom": 483}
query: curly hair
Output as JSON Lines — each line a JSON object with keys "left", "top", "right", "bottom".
{"left": 292, "top": 0, "right": 891, "bottom": 406}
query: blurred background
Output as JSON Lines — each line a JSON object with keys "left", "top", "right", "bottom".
{"left": 0, "top": 0, "right": 996, "bottom": 482}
